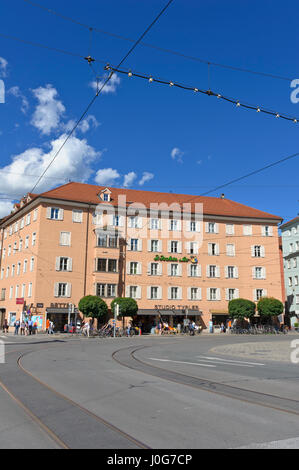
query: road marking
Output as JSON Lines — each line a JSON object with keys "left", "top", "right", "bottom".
{"left": 198, "top": 356, "right": 265, "bottom": 366}
{"left": 148, "top": 358, "right": 216, "bottom": 368}
{"left": 235, "top": 436, "right": 299, "bottom": 449}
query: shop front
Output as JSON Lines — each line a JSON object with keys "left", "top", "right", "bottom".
{"left": 135, "top": 305, "right": 204, "bottom": 333}
{"left": 46, "top": 303, "right": 80, "bottom": 332}
{"left": 210, "top": 310, "right": 230, "bottom": 331}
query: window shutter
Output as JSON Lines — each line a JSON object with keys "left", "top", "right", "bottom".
{"left": 158, "top": 240, "right": 162, "bottom": 252}
{"left": 235, "top": 289, "right": 239, "bottom": 299}
{"left": 46, "top": 207, "right": 52, "bottom": 219}
{"left": 55, "top": 257, "right": 60, "bottom": 271}
{"left": 187, "top": 288, "right": 191, "bottom": 300}
{"left": 137, "top": 262, "right": 142, "bottom": 275}
{"left": 225, "top": 289, "right": 229, "bottom": 301}
{"left": 177, "top": 242, "right": 182, "bottom": 254}
{"left": 225, "top": 266, "right": 228, "bottom": 278}
{"left": 205, "top": 222, "right": 209, "bottom": 233}
{"left": 263, "top": 289, "right": 267, "bottom": 297}
{"left": 216, "top": 244, "right": 220, "bottom": 255}
{"left": 138, "top": 239, "right": 142, "bottom": 251}
{"left": 252, "top": 267, "right": 256, "bottom": 279}
{"left": 137, "top": 286, "right": 142, "bottom": 299}
{"left": 253, "top": 289, "right": 257, "bottom": 301}
{"left": 66, "top": 283, "right": 72, "bottom": 298}
{"left": 186, "top": 242, "right": 190, "bottom": 254}
{"left": 147, "top": 287, "right": 151, "bottom": 299}
{"left": 198, "top": 288, "right": 202, "bottom": 300}
{"left": 178, "top": 287, "right": 182, "bottom": 300}
{"left": 168, "top": 287, "right": 172, "bottom": 300}
{"left": 54, "top": 283, "right": 59, "bottom": 297}
{"left": 158, "top": 263, "right": 162, "bottom": 276}
{"left": 217, "top": 289, "right": 221, "bottom": 301}
{"left": 262, "top": 226, "right": 266, "bottom": 236}
{"left": 234, "top": 267, "right": 239, "bottom": 279}
{"left": 208, "top": 244, "right": 212, "bottom": 256}
{"left": 127, "top": 262, "right": 131, "bottom": 275}
{"left": 167, "top": 264, "right": 172, "bottom": 276}
{"left": 269, "top": 226, "right": 273, "bottom": 236}
{"left": 215, "top": 223, "right": 219, "bottom": 234}
{"left": 178, "top": 264, "right": 182, "bottom": 276}
{"left": 216, "top": 266, "right": 220, "bottom": 278}
{"left": 251, "top": 246, "right": 255, "bottom": 257}
{"left": 198, "top": 264, "right": 202, "bottom": 277}
{"left": 262, "top": 267, "right": 266, "bottom": 279}
{"left": 168, "top": 241, "right": 172, "bottom": 253}
{"left": 261, "top": 246, "right": 265, "bottom": 258}
{"left": 207, "top": 288, "right": 210, "bottom": 300}
{"left": 126, "top": 286, "right": 130, "bottom": 297}
{"left": 206, "top": 265, "right": 210, "bottom": 277}
{"left": 58, "top": 209, "right": 64, "bottom": 221}
{"left": 67, "top": 258, "right": 73, "bottom": 272}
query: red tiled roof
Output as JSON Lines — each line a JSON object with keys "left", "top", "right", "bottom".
{"left": 40, "top": 182, "right": 282, "bottom": 221}
{"left": 280, "top": 216, "right": 299, "bottom": 229}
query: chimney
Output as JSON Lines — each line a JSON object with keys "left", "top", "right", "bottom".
{"left": 221, "top": 194, "right": 225, "bottom": 199}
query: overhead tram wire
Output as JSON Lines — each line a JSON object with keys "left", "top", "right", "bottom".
{"left": 29, "top": 0, "right": 175, "bottom": 194}
{"left": 20, "top": 0, "right": 293, "bottom": 82}
{"left": 105, "top": 65, "right": 299, "bottom": 124}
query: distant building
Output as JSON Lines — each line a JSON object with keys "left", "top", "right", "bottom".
{"left": 0, "top": 183, "right": 284, "bottom": 332}
{"left": 281, "top": 216, "right": 299, "bottom": 317}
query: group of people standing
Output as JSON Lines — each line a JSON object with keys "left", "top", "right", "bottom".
{"left": 2, "top": 319, "right": 38, "bottom": 335}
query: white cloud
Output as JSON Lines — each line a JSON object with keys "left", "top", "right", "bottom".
{"left": 89, "top": 73, "right": 121, "bottom": 95}
{"left": 0, "top": 200, "right": 14, "bottom": 218}
{"left": 94, "top": 168, "right": 120, "bottom": 186}
{"left": 123, "top": 171, "right": 137, "bottom": 188}
{"left": 139, "top": 172, "right": 154, "bottom": 186}
{"left": 8, "top": 86, "right": 29, "bottom": 114}
{"left": 0, "top": 133, "right": 102, "bottom": 201}
{"left": 31, "top": 84, "right": 65, "bottom": 135}
{"left": 63, "top": 115, "right": 100, "bottom": 134}
{"left": 0, "top": 57, "right": 8, "bottom": 78}
{"left": 171, "top": 147, "right": 184, "bottom": 163}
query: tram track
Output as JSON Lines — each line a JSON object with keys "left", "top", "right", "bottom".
{"left": 112, "top": 344, "right": 299, "bottom": 417}
{"left": 0, "top": 341, "right": 150, "bottom": 449}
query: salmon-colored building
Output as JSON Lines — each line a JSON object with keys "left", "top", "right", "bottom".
{"left": 0, "top": 183, "right": 283, "bottom": 332}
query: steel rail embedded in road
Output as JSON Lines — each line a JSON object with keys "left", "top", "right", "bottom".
{"left": 112, "top": 345, "right": 299, "bottom": 416}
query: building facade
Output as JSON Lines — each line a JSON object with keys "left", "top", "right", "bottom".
{"left": 0, "top": 183, "right": 283, "bottom": 331}
{"left": 281, "top": 216, "right": 299, "bottom": 317}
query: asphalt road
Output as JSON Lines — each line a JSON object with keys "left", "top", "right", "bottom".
{"left": 1, "top": 333, "right": 299, "bottom": 449}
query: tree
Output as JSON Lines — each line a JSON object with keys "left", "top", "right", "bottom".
{"left": 228, "top": 298, "right": 256, "bottom": 321}
{"left": 257, "top": 297, "right": 284, "bottom": 322}
{"left": 78, "top": 296, "right": 108, "bottom": 323}
{"left": 110, "top": 297, "right": 138, "bottom": 318}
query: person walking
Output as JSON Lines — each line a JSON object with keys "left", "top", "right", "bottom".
{"left": 20, "top": 320, "right": 25, "bottom": 336}
{"left": 3, "top": 319, "right": 9, "bottom": 334}
{"left": 28, "top": 319, "right": 33, "bottom": 335}
{"left": 14, "top": 320, "right": 20, "bottom": 335}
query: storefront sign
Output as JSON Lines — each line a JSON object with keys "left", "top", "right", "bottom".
{"left": 154, "top": 255, "right": 198, "bottom": 264}
{"left": 155, "top": 305, "right": 199, "bottom": 311}
{"left": 37, "top": 303, "right": 44, "bottom": 309}
{"left": 16, "top": 298, "right": 24, "bottom": 305}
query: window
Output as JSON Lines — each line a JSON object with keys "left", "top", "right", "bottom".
{"left": 290, "top": 243, "right": 294, "bottom": 253}
{"left": 109, "top": 235, "right": 118, "bottom": 248}
{"left": 21, "top": 284, "right": 26, "bottom": 298}
{"left": 253, "top": 245, "right": 264, "bottom": 257}
{"left": 226, "top": 224, "right": 235, "bottom": 235}
{"left": 30, "top": 258, "right": 35, "bottom": 272}
{"left": 33, "top": 208, "right": 38, "bottom": 221}
{"left": 151, "top": 240, "right": 159, "bottom": 252}
{"left": 103, "top": 193, "right": 110, "bottom": 202}
{"left": 19, "top": 239, "right": 23, "bottom": 252}
{"left": 113, "top": 215, "right": 120, "bottom": 227}
{"left": 25, "top": 236, "right": 29, "bottom": 249}
{"left": 228, "top": 289, "right": 236, "bottom": 301}
{"left": 60, "top": 232, "right": 71, "bottom": 246}
{"left": 255, "top": 289, "right": 265, "bottom": 301}
{"left": 149, "top": 218, "right": 158, "bottom": 230}
{"left": 1, "top": 268, "right": 4, "bottom": 280}
{"left": 20, "top": 218, "right": 25, "bottom": 229}
{"left": 208, "top": 243, "right": 219, "bottom": 256}
{"left": 207, "top": 222, "right": 216, "bottom": 233}
{"left": 226, "top": 244, "right": 235, "bottom": 256}
{"left": 96, "top": 283, "right": 116, "bottom": 298}
{"left": 170, "top": 264, "right": 179, "bottom": 276}
{"left": 15, "top": 285, "right": 19, "bottom": 299}
{"left": 1, "top": 288, "right": 6, "bottom": 301}
{"left": 130, "top": 239, "right": 138, "bottom": 251}
{"left": 98, "top": 235, "right": 107, "bottom": 247}
{"left": 13, "top": 242, "right": 17, "bottom": 255}
{"left": 58, "top": 283, "right": 67, "bottom": 297}
{"left": 170, "top": 241, "right": 178, "bottom": 253}
{"left": 108, "top": 259, "right": 117, "bottom": 273}
{"left": 209, "top": 288, "right": 217, "bottom": 301}
{"left": 190, "top": 221, "right": 196, "bottom": 232}
{"left": 294, "top": 276, "right": 298, "bottom": 286}
{"left": 28, "top": 283, "right": 32, "bottom": 298}
{"left": 60, "top": 257, "right": 69, "bottom": 272}
{"left": 129, "top": 286, "right": 138, "bottom": 299}
{"left": 17, "top": 262, "right": 21, "bottom": 275}
{"left": 11, "top": 265, "right": 15, "bottom": 277}
{"left": 9, "top": 286, "right": 13, "bottom": 300}
{"left": 130, "top": 262, "right": 138, "bottom": 275}
{"left": 6, "top": 267, "right": 10, "bottom": 278}
{"left": 169, "top": 219, "right": 179, "bottom": 231}
{"left": 129, "top": 216, "right": 138, "bottom": 228}
{"left": 289, "top": 277, "right": 293, "bottom": 287}
{"left": 72, "top": 210, "right": 83, "bottom": 223}
{"left": 243, "top": 225, "right": 252, "bottom": 236}
{"left": 296, "top": 295, "right": 299, "bottom": 305}
{"left": 188, "top": 242, "right": 198, "bottom": 255}
{"left": 150, "top": 263, "right": 159, "bottom": 276}
{"left": 2, "top": 248, "right": 5, "bottom": 259}
{"left": 189, "top": 264, "right": 199, "bottom": 277}
{"left": 32, "top": 233, "right": 37, "bottom": 246}
{"left": 23, "top": 260, "right": 27, "bottom": 273}
{"left": 8, "top": 245, "right": 11, "bottom": 256}
{"left": 50, "top": 208, "right": 60, "bottom": 220}
{"left": 263, "top": 226, "right": 272, "bottom": 237}
{"left": 209, "top": 265, "right": 216, "bottom": 278}
{"left": 255, "top": 267, "right": 263, "bottom": 279}
{"left": 293, "top": 258, "right": 297, "bottom": 269}
{"left": 227, "top": 266, "right": 235, "bottom": 279}
{"left": 26, "top": 214, "right": 31, "bottom": 225}
{"left": 150, "top": 287, "right": 158, "bottom": 300}
{"left": 170, "top": 287, "right": 179, "bottom": 300}
{"left": 190, "top": 287, "right": 200, "bottom": 300}
{"left": 287, "top": 259, "right": 291, "bottom": 269}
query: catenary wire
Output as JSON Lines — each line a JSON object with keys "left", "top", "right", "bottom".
{"left": 20, "top": 0, "right": 294, "bottom": 82}
{"left": 28, "top": 0, "right": 175, "bottom": 194}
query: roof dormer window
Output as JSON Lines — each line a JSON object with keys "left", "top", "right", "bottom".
{"left": 99, "top": 188, "right": 112, "bottom": 202}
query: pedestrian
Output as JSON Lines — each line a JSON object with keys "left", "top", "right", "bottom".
{"left": 3, "top": 319, "right": 9, "bottom": 334}
{"left": 126, "top": 323, "right": 131, "bottom": 337}
{"left": 49, "top": 321, "right": 54, "bottom": 334}
{"left": 14, "top": 320, "right": 20, "bottom": 335}
{"left": 83, "top": 321, "right": 90, "bottom": 337}
{"left": 46, "top": 319, "right": 50, "bottom": 334}
{"left": 177, "top": 322, "right": 181, "bottom": 334}
{"left": 28, "top": 319, "right": 33, "bottom": 335}
{"left": 20, "top": 320, "right": 25, "bottom": 336}
{"left": 25, "top": 322, "right": 29, "bottom": 336}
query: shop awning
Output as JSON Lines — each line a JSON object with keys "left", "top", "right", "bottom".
{"left": 210, "top": 310, "right": 229, "bottom": 315}
{"left": 137, "top": 309, "right": 202, "bottom": 316}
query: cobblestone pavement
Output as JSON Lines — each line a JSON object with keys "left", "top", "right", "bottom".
{"left": 210, "top": 335, "right": 299, "bottom": 362}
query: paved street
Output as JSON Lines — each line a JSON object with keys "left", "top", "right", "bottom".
{"left": 1, "top": 333, "right": 299, "bottom": 449}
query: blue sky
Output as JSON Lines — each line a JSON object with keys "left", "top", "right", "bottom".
{"left": 0, "top": 0, "right": 298, "bottom": 222}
